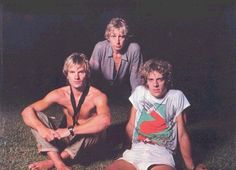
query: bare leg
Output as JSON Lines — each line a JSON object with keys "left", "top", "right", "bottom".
{"left": 105, "top": 160, "right": 136, "bottom": 170}
{"left": 28, "top": 150, "right": 71, "bottom": 170}
{"left": 149, "top": 164, "right": 175, "bottom": 170}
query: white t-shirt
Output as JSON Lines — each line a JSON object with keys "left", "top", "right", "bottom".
{"left": 129, "top": 85, "right": 190, "bottom": 153}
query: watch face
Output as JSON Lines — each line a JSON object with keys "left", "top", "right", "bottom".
{"left": 68, "top": 126, "right": 74, "bottom": 136}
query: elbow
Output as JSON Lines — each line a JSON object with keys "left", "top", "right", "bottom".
{"left": 20, "top": 106, "right": 36, "bottom": 123}
{"left": 20, "top": 107, "right": 30, "bottom": 118}
{"left": 103, "top": 114, "right": 111, "bottom": 129}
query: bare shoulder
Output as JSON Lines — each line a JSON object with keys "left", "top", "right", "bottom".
{"left": 88, "top": 86, "right": 108, "bottom": 104}
{"left": 44, "top": 86, "right": 69, "bottom": 102}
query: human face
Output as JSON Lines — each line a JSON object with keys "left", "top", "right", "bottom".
{"left": 108, "top": 28, "right": 126, "bottom": 53}
{"left": 67, "top": 64, "right": 86, "bottom": 89}
{"left": 146, "top": 71, "right": 168, "bottom": 98}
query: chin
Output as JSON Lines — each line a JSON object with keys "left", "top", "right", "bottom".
{"left": 152, "top": 92, "right": 164, "bottom": 98}
{"left": 72, "top": 84, "right": 82, "bottom": 88}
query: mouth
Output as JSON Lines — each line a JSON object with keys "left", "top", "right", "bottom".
{"left": 153, "top": 89, "right": 160, "bottom": 93}
{"left": 115, "top": 45, "right": 122, "bottom": 49}
{"left": 73, "top": 80, "right": 82, "bottom": 84}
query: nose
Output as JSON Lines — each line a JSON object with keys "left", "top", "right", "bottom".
{"left": 116, "top": 36, "right": 120, "bottom": 44}
{"left": 154, "top": 80, "right": 159, "bottom": 87}
{"left": 75, "top": 72, "right": 80, "bottom": 79}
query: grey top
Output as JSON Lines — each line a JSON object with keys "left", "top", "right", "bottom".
{"left": 89, "top": 40, "right": 143, "bottom": 96}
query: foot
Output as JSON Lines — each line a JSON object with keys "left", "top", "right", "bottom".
{"left": 28, "top": 160, "right": 54, "bottom": 170}
{"left": 54, "top": 162, "right": 71, "bottom": 170}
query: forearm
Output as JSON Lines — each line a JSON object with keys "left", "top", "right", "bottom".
{"left": 179, "top": 133, "right": 195, "bottom": 170}
{"left": 74, "top": 114, "right": 111, "bottom": 135}
{"left": 21, "top": 107, "right": 46, "bottom": 131}
{"left": 126, "top": 123, "right": 134, "bottom": 141}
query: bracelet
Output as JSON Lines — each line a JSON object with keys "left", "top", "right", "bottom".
{"left": 68, "top": 126, "right": 74, "bottom": 136}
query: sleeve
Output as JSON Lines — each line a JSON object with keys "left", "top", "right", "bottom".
{"left": 89, "top": 42, "right": 103, "bottom": 86}
{"left": 89, "top": 42, "right": 101, "bottom": 72}
{"left": 175, "top": 91, "right": 191, "bottom": 117}
{"left": 129, "top": 86, "right": 142, "bottom": 110}
{"left": 129, "top": 44, "right": 143, "bottom": 92}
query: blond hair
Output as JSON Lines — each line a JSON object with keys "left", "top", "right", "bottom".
{"left": 63, "top": 52, "right": 90, "bottom": 81}
{"left": 104, "top": 17, "right": 129, "bottom": 40}
{"left": 140, "top": 58, "right": 173, "bottom": 88}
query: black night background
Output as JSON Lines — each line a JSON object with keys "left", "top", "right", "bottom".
{"left": 0, "top": 1, "right": 235, "bottom": 169}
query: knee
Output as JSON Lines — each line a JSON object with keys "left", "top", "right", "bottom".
{"left": 36, "top": 112, "right": 53, "bottom": 128}
{"left": 105, "top": 164, "right": 116, "bottom": 170}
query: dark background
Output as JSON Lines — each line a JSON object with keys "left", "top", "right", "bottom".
{"left": 0, "top": 0, "right": 235, "bottom": 122}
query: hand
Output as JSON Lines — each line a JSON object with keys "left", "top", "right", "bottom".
{"left": 38, "top": 127, "right": 60, "bottom": 142}
{"left": 195, "top": 163, "right": 207, "bottom": 170}
{"left": 56, "top": 128, "right": 70, "bottom": 138}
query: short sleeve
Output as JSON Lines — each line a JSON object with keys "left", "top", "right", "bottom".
{"left": 174, "top": 90, "right": 190, "bottom": 117}
{"left": 129, "top": 86, "right": 144, "bottom": 110}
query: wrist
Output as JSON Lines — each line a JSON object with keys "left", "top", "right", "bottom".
{"left": 68, "top": 126, "right": 75, "bottom": 136}
{"left": 187, "top": 166, "right": 195, "bottom": 170}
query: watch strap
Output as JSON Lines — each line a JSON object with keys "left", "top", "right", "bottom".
{"left": 68, "top": 126, "right": 74, "bottom": 136}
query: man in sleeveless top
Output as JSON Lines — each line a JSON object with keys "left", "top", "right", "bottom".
{"left": 21, "top": 52, "right": 111, "bottom": 170}
{"left": 105, "top": 59, "right": 207, "bottom": 170}
{"left": 89, "top": 17, "right": 143, "bottom": 102}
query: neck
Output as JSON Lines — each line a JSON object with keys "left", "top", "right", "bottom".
{"left": 113, "top": 50, "right": 121, "bottom": 55}
{"left": 70, "top": 84, "right": 86, "bottom": 97}
{"left": 157, "top": 88, "right": 168, "bottom": 99}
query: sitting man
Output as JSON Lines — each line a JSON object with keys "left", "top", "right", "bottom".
{"left": 89, "top": 17, "right": 143, "bottom": 102}
{"left": 105, "top": 59, "right": 207, "bottom": 170}
{"left": 21, "top": 52, "right": 111, "bottom": 170}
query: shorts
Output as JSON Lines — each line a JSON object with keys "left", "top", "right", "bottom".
{"left": 119, "top": 142, "right": 175, "bottom": 170}
{"left": 31, "top": 112, "right": 104, "bottom": 159}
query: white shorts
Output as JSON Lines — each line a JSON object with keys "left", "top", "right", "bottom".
{"left": 119, "top": 142, "right": 175, "bottom": 170}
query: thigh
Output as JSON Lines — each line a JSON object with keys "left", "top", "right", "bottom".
{"left": 65, "top": 134, "right": 101, "bottom": 159}
{"left": 31, "top": 112, "right": 61, "bottom": 153}
{"left": 105, "top": 160, "right": 136, "bottom": 170}
{"left": 148, "top": 164, "right": 175, "bottom": 170}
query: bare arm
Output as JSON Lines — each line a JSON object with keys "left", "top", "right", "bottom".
{"left": 72, "top": 93, "right": 111, "bottom": 135}
{"left": 21, "top": 90, "right": 60, "bottom": 141}
{"left": 126, "top": 106, "right": 137, "bottom": 141}
{"left": 177, "top": 111, "right": 195, "bottom": 170}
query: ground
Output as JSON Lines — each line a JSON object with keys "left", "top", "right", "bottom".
{"left": 0, "top": 101, "right": 236, "bottom": 170}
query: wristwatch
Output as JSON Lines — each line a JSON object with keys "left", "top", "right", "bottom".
{"left": 68, "top": 126, "right": 74, "bottom": 136}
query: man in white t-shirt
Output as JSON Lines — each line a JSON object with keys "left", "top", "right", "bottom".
{"left": 106, "top": 59, "right": 207, "bottom": 170}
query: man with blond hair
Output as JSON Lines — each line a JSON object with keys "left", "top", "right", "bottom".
{"left": 106, "top": 58, "right": 207, "bottom": 170}
{"left": 89, "top": 17, "right": 143, "bottom": 101}
{"left": 21, "top": 52, "right": 111, "bottom": 170}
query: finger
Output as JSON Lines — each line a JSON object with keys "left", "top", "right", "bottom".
{"left": 46, "top": 135, "right": 55, "bottom": 142}
{"left": 28, "top": 163, "right": 38, "bottom": 170}
{"left": 53, "top": 132, "right": 61, "bottom": 139}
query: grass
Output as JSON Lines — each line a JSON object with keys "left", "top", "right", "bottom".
{"left": 0, "top": 102, "right": 236, "bottom": 170}
{"left": 0, "top": 103, "right": 129, "bottom": 170}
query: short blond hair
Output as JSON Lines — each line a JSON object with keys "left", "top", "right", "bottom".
{"left": 104, "top": 17, "right": 129, "bottom": 40}
{"left": 63, "top": 52, "right": 90, "bottom": 80}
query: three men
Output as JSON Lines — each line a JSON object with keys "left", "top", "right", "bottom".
{"left": 21, "top": 53, "right": 111, "bottom": 170}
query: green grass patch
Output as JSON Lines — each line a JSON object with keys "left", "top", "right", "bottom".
{"left": 1, "top": 103, "right": 236, "bottom": 169}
